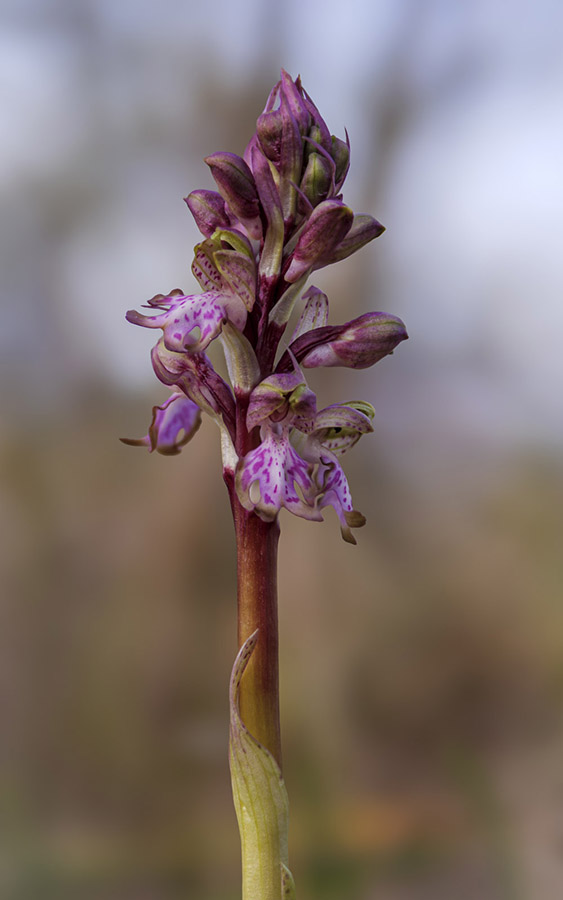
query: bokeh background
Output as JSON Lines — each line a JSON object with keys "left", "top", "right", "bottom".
{"left": 1, "top": 0, "right": 562, "bottom": 897}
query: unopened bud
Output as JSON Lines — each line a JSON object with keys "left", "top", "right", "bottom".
{"left": 205, "top": 152, "right": 262, "bottom": 239}
{"left": 256, "top": 108, "right": 284, "bottom": 163}
{"left": 305, "top": 125, "right": 325, "bottom": 158}
{"left": 257, "top": 90, "right": 302, "bottom": 220}
{"left": 299, "top": 312, "right": 408, "bottom": 369}
{"left": 300, "top": 151, "right": 333, "bottom": 206}
{"left": 284, "top": 200, "right": 353, "bottom": 283}
{"left": 280, "top": 69, "right": 310, "bottom": 134}
{"left": 185, "top": 190, "right": 230, "bottom": 237}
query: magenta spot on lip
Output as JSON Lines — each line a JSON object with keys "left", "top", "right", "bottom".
{"left": 173, "top": 332, "right": 182, "bottom": 340}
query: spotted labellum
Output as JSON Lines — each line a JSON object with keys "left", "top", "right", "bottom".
{"left": 124, "top": 69, "right": 407, "bottom": 544}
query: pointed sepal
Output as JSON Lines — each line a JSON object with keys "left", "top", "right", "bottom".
{"left": 323, "top": 213, "right": 385, "bottom": 266}
{"left": 220, "top": 322, "right": 260, "bottom": 397}
{"left": 267, "top": 275, "right": 309, "bottom": 329}
{"left": 288, "top": 285, "right": 329, "bottom": 343}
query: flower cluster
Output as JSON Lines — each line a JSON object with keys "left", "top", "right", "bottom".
{"left": 124, "top": 71, "right": 407, "bottom": 542}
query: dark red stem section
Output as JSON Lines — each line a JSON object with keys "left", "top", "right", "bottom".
{"left": 230, "top": 493, "right": 282, "bottom": 769}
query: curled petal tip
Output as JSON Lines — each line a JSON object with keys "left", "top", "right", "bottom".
{"left": 341, "top": 510, "right": 366, "bottom": 544}
{"left": 119, "top": 436, "right": 148, "bottom": 449}
{"left": 126, "top": 308, "right": 151, "bottom": 327}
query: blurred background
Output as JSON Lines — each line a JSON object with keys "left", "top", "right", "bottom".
{"left": 1, "top": 0, "right": 562, "bottom": 897}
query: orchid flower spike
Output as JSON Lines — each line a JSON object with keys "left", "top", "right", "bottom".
{"left": 124, "top": 69, "right": 408, "bottom": 543}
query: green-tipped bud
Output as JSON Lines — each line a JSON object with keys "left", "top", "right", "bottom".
{"left": 305, "top": 124, "right": 325, "bottom": 157}
{"left": 300, "top": 151, "right": 333, "bottom": 206}
{"left": 330, "top": 134, "right": 350, "bottom": 188}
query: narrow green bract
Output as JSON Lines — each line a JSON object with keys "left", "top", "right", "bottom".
{"left": 229, "top": 631, "right": 295, "bottom": 900}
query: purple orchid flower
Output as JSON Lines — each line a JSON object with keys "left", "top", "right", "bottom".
{"left": 121, "top": 389, "right": 201, "bottom": 455}
{"left": 235, "top": 422, "right": 321, "bottom": 523}
{"left": 235, "top": 362, "right": 376, "bottom": 541}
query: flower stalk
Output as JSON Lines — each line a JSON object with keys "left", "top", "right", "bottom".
{"left": 123, "top": 70, "right": 407, "bottom": 899}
